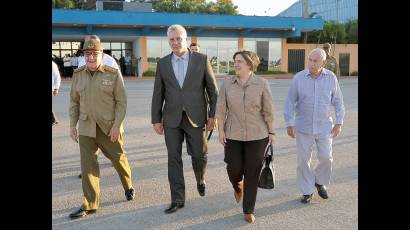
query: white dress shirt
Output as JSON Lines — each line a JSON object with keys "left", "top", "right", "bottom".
{"left": 171, "top": 51, "right": 189, "bottom": 88}
{"left": 52, "top": 61, "right": 61, "bottom": 91}
{"left": 284, "top": 68, "right": 345, "bottom": 135}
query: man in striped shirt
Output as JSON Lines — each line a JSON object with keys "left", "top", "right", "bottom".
{"left": 284, "top": 48, "right": 345, "bottom": 204}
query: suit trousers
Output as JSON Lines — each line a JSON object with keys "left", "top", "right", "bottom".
{"left": 296, "top": 131, "right": 333, "bottom": 195}
{"left": 224, "top": 137, "right": 269, "bottom": 214}
{"left": 79, "top": 125, "right": 133, "bottom": 210}
{"left": 164, "top": 112, "right": 208, "bottom": 205}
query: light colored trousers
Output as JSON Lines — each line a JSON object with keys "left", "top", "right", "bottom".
{"left": 296, "top": 131, "right": 333, "bottom": 195}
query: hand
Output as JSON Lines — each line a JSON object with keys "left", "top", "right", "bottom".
{"left": 153, "top": 123, "right": 164, "bottom": 135}
{"left": 109, "top": 127, "right": 120, "bottom": 142}
{"left": 206, "top": 118, "right": 215, "bottom": 131}
{"left": 269, "top": 134, "right": 276, "bottom": 144}
{"left": 331, "top": 124, "right": 342, "bottom": 138}
{"left": 70, "top": 127, "right": 78, "bottom": 143}
{"left": 218, "top": 131, "right": 227, "bottom": 146}
{"left": 53, "top": 89, "right": 59, "bottom": 96}
{"left": 287, "top": 127, "right": 296, "bottom": 138}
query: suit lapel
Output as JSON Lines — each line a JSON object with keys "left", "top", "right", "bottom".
{"left": 182, "top": 52, "right": 195, "bottom": 89}
{"left": 164, "top": 53, "right": 180, "bottom": 88}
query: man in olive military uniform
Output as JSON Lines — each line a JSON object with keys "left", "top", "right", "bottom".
{"left": 323, "top": 43, "right": 340, "bottom": 79}
{"left": 69, "top": 39, "right": 135, "bottom": 219}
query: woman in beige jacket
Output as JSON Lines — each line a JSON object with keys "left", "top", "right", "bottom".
{"left": 215, "top": 50, "right": 275, "bottom": 223}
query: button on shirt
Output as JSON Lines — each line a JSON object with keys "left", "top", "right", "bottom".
{"left": 215, "top": 74, "right": 275, "bottom": 141}
{"left": 284, "top": 69, "right": 345, "bottom": 135}
{"left": 171, "top": 51, "right": 189, "bottom": 88}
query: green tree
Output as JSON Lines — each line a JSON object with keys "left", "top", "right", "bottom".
{"left": 321, "top": 21, "right": 346, "bottom": 44}
{"left": 345, "top": 19, "right": 358, "bottom": 43}
{"left": 287, "top": 20, "right": 357, "bottom": 44}
{"left": 52, "top": 0, "right": 95, "bottom": 10}
{"left": 152, "top": 0, "right": 238, "bottom": 15}
{"left": 216, "top": 0, "right": 238, "bottom": 15}
{"left": 53, "top": 0, "right": 75, "bottom": 9}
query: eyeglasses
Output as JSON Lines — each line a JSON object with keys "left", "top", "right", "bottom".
{"left": 84, "top": 51, "right": 102, "bottom": 57}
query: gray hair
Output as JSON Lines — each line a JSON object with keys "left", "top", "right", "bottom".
{"left": 84, "top": 35, "right": 101, "bottom": 42}
{"left": 308, "top": 48, "right": 326, "bottom": 61}
{"left": 167, "top": 24, "right": 187, "bottom": 38}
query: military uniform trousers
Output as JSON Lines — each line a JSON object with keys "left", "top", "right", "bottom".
{"left": 224, "top": 137, "right": 269, "bottom": 214}
{"left": 79, "top": 125, "right": 133, "bottom": 210}
{"left": 164, "top": 112, "right": 208, "bottom": 205}
{"left": 296, "top": 131, "right": 333, "bottom": 195}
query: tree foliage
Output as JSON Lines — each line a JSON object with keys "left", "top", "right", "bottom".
{"left": 52, "top": 0, "right": 95, "bottom": 10}
{"left": 152, "top": 0, "right": 238, "bottom": 15}
{"left": 287, "top": 20, "right": 358, "bottom": 44}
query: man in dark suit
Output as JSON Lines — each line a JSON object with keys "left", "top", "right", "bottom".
{"left": 151, "top": 24, "right": 218, "bottom": 214}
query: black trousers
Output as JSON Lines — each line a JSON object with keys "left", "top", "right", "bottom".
{"left": 224, "top": 137, "right": 269, "bottom": 214}
{"left": 164, "top": 112, "right": 208, "bottom": 205}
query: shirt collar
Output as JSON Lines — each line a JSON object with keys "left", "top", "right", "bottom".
{"left": 86, "top": 64, "right": 105, "bottom": 74}
{"left": 172, "top": 50, "right": 189, "bottom": 61}
{"left": 231, "top": 72, "right": 257, "bottom": 85}
{"left": 305, "top": 68, "right": 328, "bottom": 79}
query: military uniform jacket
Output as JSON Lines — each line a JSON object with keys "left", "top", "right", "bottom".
{"left": 325, "top": 56, "right": 339, "bottom": 77}
{"left": 69, "top": 65, "right": 127, "bottom": 138}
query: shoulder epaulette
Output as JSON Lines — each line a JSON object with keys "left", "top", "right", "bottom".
{"left": 73, "top": 66, "right": 86, "bottom": 73}
{"left": 103, "top": 65, "right": 118, "bottom": 73}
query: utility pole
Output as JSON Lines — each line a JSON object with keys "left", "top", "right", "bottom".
{"left": 302, "top": 0, "right": 309, "bottom": 43}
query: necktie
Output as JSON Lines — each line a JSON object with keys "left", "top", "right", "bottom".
{"left": 177, "top": 57, "right": 184, "bottom": 87}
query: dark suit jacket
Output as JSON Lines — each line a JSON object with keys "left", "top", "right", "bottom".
{"left": 151, "top": 51, "right": 218, "bottom": 128}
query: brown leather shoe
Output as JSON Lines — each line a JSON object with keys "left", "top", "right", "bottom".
{"left": 244, "top": 214, "right": 255, "bottom": 223}
{"left": 234, "top": 181, "right": 243, "bottom": 203}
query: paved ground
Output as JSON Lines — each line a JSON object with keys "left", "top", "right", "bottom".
{"left": 52, "top": 78, "right": 358, "bottom": 230}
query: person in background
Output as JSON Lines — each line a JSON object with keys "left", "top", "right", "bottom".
{"left": 189, "top": 42, "right": 200, "bottom": 54}
{"left": 323, "top": 43, "right": 340, "bottom": 79}
{"left": 52, "top": 60, "right": 61, "bottom": 126}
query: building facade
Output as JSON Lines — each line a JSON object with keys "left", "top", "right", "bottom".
{"left": 52, "top": 9, "right": 323, "bottom": 76}
{"left": 277, "top": 0, "right": 358, "bottom": 23}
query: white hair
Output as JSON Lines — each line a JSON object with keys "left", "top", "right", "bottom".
{"left": 308, "top": 48, "right": 327, "bottom": 61}
{"left": 167, "top": 24, "right": 187, "bottom": 38}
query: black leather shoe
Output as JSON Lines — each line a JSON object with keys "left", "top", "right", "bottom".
{"left": 69, "top": 208, "right": 96, "bottom": 219}
{"left": 164, "top": 203, "right": 184, "bottom": 214}
{"left": 197, "top": 184, "right": 205, "bottom": 196}
{"left": 125, "top": 187, "right": 135, "bottom": 201}
{"left": 301, "top": 194, "right": 313, "bottom": 203}
{"left": 315, "top": 183, "right": 329, "bottom": 199}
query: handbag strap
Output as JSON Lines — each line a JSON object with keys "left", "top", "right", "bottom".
{"left": 264, "top": 144, "right": 273, "bottom": 157}
{"left": 264, "top": 143, "right": 274, "bottom": 162}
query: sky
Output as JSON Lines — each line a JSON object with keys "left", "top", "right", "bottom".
{"left": 232, "top": 0, "right": 299, "bottom": 16}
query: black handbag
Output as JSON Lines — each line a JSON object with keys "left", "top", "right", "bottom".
{"left": 258, "top": 144, "right": 275, "bottom": 189}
